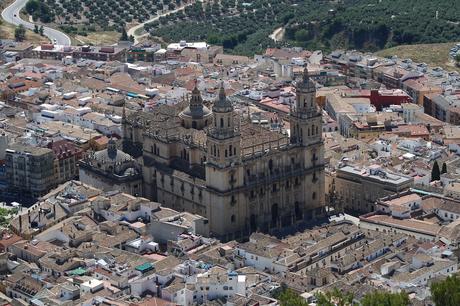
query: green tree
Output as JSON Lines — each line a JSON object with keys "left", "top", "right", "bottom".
{"left": 272, "top": 283, "right": 307, "bottom": 306}
{"left": 361, "top": 291, "right": 410, "bottom": 306}
{"left": 294, "top": 29, "right": 311, "bottom": 42}
{"left": 33, "top": 24, "right": 39, "bottom": 33}
{"left": 207, "top": 33, "right": 221, "bottom": 45}
{"left": 431, "top": 275, "right": 460, "bottom": 306}
{"left": 455, "top": 54, "right": 460, "bottom": 67}
{"left": 315, "top": 288, "right": 353, "bottom": 306}
{"left": 442, "top": 162, "right": 447, "bottom": 174}
{"left": 431, "top": 160, "right": 441, "bottom": 182}
{"left": 120, "top": 26, "right": 129, "bottom": 41}
{"left": 25, "top": 0, "right": 40, "bottom": 14}
{"left": 39, "top": 25, "right": 44, "bottom": 36}
{"left": 14, "top": 25, "right": 26, "bottom": 42}
{"left": 278, "top": 288, "right": 308, "bottom": 306}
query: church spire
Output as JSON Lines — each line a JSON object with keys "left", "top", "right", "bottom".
{"left": 297, "top": 65, "right": 315, "bottom": 92}
{"left": 303, "top": 65, "right": 309, "bottom": 80}
{"left": 107, "top": 137, "right": 117, "bottom": 160}
{"left": 190, "top": 79, "right": 203, "bottom": 110}
{"left": 213, "top": 81, "right": 232, "bottom": 113}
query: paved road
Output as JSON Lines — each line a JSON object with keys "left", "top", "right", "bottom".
{"left": 269, "top": 27, "right": 285, "bottom": 42}
{"left": 2, "top": 0, "right": 71, "bottom": 45}
{"left": 127, "top": 2, "right": 196, "bottom": 44}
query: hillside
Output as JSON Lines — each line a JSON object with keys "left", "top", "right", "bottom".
{"left": 23, "top": 0, "right": 189, "bottom": 34}
{"left": 375, "top": 42, "right": 458, "bottom": 71}
{"left": 21, "top": 0, "right": 460, "bottom": 55}
{"left": 146, "top": 0, "right": 460, "bottom": 55}
{"left": 0, "top": 20, "right": 48, "bottom": 43}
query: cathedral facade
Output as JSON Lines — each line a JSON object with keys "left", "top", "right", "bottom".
{"left": 122, "top": 70, "right": 325, "bottom": 241}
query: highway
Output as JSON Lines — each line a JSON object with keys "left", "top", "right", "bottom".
{"left": 2, "top": 0, "right": 71, "bottom": 45}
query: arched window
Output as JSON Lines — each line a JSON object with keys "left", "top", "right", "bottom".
{"left": 231, "top": 215, "right": 235, "bottom": 223}
{"left": 225, "top": 150, "right": 228, "bottom": 157}
{"left": 192, "top": 121, "right": 197, "bottom": 129}
{"left": 312, "top": 192, "right": 317, "bottom": 200}
{"left": 268, "top": 159, "right": 273, "bottom": 172}
{"left": 228, "top": 117, "right": 230, "bottom": 127}
{"left": 229, "top": 145, "right": 233, "bottom": 156}
{"left": 316, "top": 126, "right": 319, "bottom": 135}
{"left": 220, "top": 118, "right": 224, "bottom": 128}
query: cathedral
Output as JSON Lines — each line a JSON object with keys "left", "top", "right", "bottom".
{"left": 122, "top": 69, "right": 325, "bottom": 241}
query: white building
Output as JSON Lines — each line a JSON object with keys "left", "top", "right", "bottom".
{"left": 194, "top": 267, "right": 246, "bottom": 303}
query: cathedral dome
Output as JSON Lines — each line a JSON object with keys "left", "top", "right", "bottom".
{"left": 179, "top": 81, "right": 213, "bottom": 130}
{"left": 83, "top": 139, "right": 141, "bottom": 177}
{"left": 93, "top": 147, "right": 134, "bottom": 164}
{"left": 180, "top": 104, "right": 212, "bottom": 119}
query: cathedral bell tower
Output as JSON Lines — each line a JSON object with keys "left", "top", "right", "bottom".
{"left": 205, "top": 83, "right": 244, "bottom": 240}
{"left": 290, "top": 67, "right": 325, "bottom": 219}
{"left": 206, "top": 83, "right": 241, "bottom": 170}
{"left": 290, "top": 67, "right": 322, "bottom": 146}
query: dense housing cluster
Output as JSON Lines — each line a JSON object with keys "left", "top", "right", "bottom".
{"left": 0, "top": 36, "right": 460, "bottom": 304}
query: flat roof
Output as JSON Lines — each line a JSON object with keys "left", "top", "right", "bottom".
{"left": 135, "top": 262, "right": 154, "bottom": 273}
{"left": 338, "top": 165, "right": 413, "bottom": 185}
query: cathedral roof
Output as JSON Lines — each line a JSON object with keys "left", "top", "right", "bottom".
{"left": 126, "top": 99, "right": 289, "bottom": 152}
